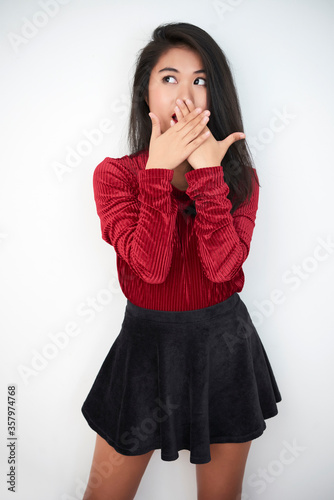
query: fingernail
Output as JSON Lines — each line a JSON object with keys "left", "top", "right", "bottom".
{"left": 239, "top": 133, "right": 245, "bottom": 138}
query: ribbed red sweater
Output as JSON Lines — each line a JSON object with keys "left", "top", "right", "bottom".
{"left": 93, "top": 148, "right": 259, "bottom": 311}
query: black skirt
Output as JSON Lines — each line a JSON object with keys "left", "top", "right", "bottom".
{"left": 81, "top": 292, "right": 282, "bottom": 464}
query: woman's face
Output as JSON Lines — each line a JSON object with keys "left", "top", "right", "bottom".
{"left": 145, "top": 46, "right": 208, "bottom": 134}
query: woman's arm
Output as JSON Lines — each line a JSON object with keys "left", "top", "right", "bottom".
{"left": 93, "top": 157, "right": 178, "bottom": 284}
{"left": 184, "top": 166, "right": 259, "bottom": 283}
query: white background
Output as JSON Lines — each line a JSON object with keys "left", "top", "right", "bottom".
{"left": 1, "top": 0, "right": 333, "bottom": 499}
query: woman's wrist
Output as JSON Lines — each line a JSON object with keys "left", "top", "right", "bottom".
{"left": 146, "top": 159, "right": 171, "bottom": 170}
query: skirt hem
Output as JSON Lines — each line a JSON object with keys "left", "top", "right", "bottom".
{"left": 82, "top": 405, "right": 279, "bottom": 464}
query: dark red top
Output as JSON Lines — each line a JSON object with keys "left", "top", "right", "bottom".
{"left": 93, "top": 148, "right": 259, "bottom": 311}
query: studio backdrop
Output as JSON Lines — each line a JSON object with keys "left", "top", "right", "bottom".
{"left": 1, "top": 0, "right": 333, "bottom": 499}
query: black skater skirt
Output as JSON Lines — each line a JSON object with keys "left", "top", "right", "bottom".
{"left": 81, "top": 292, "right": 282, "bottom": 464}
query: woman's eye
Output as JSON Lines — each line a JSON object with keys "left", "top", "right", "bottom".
{"left": 162, "top": 76, "right": 207, "bottom": 86}
{"left": 194, "top": 77, "right": 207, "bottom": 86}
{"left": 162, "top": 75, "right": 177, "bottom": 83}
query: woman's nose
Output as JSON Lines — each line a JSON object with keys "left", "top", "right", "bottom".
{"left": 177, "top": 96, "right": 190, "bottom": 103}
{"left": 176, "top": 86, "right": 195, "bottom": 106}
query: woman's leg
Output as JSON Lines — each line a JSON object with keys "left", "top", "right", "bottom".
{"left": 83, "top": 433, "right": 155, "bottom": 500}
{"left": 196, "top": 441, "right": 252, "bottom": 500}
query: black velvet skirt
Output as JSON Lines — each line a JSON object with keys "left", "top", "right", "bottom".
{"left": 81, "top": 292, "right": 282, "bottom": 464}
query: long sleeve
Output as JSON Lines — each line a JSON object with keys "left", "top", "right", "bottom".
{"left": 93, "top": 157, "right": 178, "bottom": 284}
{"left": 184, "top": 166, "right": 259, "bottom": 283}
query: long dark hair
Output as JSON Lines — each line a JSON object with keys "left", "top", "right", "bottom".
{"left": 128, "top": 22, "right": 260, "bottom": 213}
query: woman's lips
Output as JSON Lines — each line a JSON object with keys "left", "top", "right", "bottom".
{"left": 172, "top": 113, "right": 178, "bottom": 123}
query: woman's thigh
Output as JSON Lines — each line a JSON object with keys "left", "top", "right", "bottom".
{"left": 196, "top": 441, "right": 252, "bottom": 500}
{"left": 83, "top": 433, "right": 155, "bottom": 500}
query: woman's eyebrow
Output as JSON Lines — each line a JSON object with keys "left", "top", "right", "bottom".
{"left": 158, "top": 67, "right": 206, "bottom": 74}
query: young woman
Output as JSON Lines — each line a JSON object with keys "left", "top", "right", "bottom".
{"left": 81, "top": 22, "right": 282, "bottom": 500}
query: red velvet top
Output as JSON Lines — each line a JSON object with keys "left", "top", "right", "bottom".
{"left": 93, "top": 148, "right": 259, "bottom": 311}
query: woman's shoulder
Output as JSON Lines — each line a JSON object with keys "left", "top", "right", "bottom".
{"left": 93, "top": 148, "right": 149, "bottom": 184}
